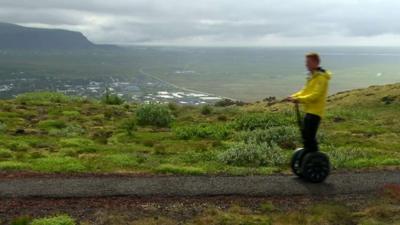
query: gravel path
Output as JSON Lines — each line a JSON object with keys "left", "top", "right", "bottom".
{"left": 0, "top": 171, "right": 399, "bottom": 198}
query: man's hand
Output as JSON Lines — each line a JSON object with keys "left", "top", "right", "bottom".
{"left": 283, "top": 96, "right": 299, "bottom": 103}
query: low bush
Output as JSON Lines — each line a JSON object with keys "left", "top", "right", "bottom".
{"left": 201, "top": 105, "right": 213, "bottom": 115}
{"left": 101, "top": 89, "right": 124, "bottom": 105}
{"left": 238, "top": 126, "right": 299, "bottom": 149}
{"left": 233, "top": 113, "right": 291, "bottom": 131}
{"left": 218, "top": 140, "right": 285, "bottom": 167}
{"left": 37, "top": 119, "right": 67, "bottom": 130}
{"left": 325, "top": 145, "right": 376, "bottom": 168}
{"left": 214, "top": 99, "right": 247, "bottom": 107}
{"left": 174, "top": 124, "right": 231, "bottom": 140}
{"left": 136, "top": 103, "right": 174, "bottom": 128}
{"left": 0, "top": 148, "right": 13, "bottom": 159}
{"left": 118, "top": 118, "right": 137, "bottom": 136}
{"left": 8, "top": 141, "right": 30, "bottom": 152}
{"left": 16, "top": 92, "right": 76, "bottom": 105}
{"left": 0, "top": 121, "right": 7, "bottom": 133}
{"left": 30, "top": 215, "right": 76, "bottom": 225}
{"left": 48, "top": 124, "right": 85, "bottom": 137}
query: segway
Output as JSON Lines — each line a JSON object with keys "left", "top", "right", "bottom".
{"left": 290, "top": 103, "right": 330, "bottom": 183}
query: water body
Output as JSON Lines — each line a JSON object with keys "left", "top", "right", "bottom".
{"left": 137, "top": 46, "right": 400, "bottom": 101}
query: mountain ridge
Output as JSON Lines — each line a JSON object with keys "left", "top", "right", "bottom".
{"left": 0, "top": 22, "right": 118, "bottom": 50}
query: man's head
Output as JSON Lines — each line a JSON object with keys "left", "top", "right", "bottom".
{"left": 305, "top": 52, "right": 320, "bottom": 72}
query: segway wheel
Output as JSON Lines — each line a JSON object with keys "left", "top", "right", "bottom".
{"left": 290, "top": 148, "right": 305, "bottom": 177}
{"left": 301, "top": 152, "right": 330, "bottom": 183}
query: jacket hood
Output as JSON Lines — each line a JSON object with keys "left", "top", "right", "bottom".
{"left": 313, "top": 68, "right": 331, "bottom": 80}
{"left": 321, "top": 70, "right": 332, "bottom": 80}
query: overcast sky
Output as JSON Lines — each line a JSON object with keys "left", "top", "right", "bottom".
{"left": 1, "top": 0, "right": 399, "bottom": 46}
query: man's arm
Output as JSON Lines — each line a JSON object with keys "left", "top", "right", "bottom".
{"left": 293, "top": 76, "right": 327, "bottom": 103}
{"left": 291, "top": 88, "right": 305, "bottom": 98}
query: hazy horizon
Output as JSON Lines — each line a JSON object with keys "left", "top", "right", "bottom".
{"left": 2, "top": 0, "right": 400, "bottom": 47}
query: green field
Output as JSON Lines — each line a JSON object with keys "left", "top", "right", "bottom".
{"left": 0, "top": 82, "right": 399, "bottom": 175}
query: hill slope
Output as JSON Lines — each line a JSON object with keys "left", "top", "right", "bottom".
{"left": 0, "top": 22, "right": 114, "bottom": 50}
{"left": 0, "top": 83, "right": 398, "bottom": 175}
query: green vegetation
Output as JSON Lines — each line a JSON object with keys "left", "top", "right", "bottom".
{"left": 101, "top": 89, "right": 124, "bottom": 105}
{"left": 0, "top": 83, "right": 398, "bottom": 174}
{"left": 218, "top": 140, "right": 285, "bottom": 167}
{"left": 30, "top": 215, "right": 75, "bottom": 225}
{"left": 135, "top": 103, "right": 174, "bottom": 128}
{"left": 10, "top": 215, "right": 75, "bottom": 225}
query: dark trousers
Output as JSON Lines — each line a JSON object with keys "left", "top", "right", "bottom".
{"left": 301, "top": 113, "right": 321, "bottom": 153}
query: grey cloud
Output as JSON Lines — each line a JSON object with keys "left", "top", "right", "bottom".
{"left": 0, "top": 0, "right": 399, "bottom": 45}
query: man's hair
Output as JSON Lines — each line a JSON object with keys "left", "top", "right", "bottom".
{"left": 306, "top": 52, "right": 320, "bottom": 64}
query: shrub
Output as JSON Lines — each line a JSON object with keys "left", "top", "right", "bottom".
{"left": 11, "top": 216, "right": 32, "bottom": 225}
{"left": 238, "top": 126, "right": 299, "bottom": 149}
{"left": 174, "top": 124, "right": 231, "bottom": 140}
{"left": 16, "top": 92, "right": 76, "bottom": 105}
{"left": 31, "top": 157, "right": 85, "bottom": 172}
{"left": 62, "top": 110, "right": 80, "bottom": 118}
{"left": 325, "top": 145, "right": 374, "bottom": 168}
{"left": 214, "top": 99, "right": 247, "bottom": 107}
{"left": 201, "top": 104, "right": 213, "bottom": 115}
{"left": 233, "top": 113, "right": 291, "bottom": 131}
{"left": 30, "top": 215, "right": 76, "bottom": 225}
{"left": 60, "top": 138, "right": 94, "bottom": 148}
{"left": 218, "top": 140, "right": 285, "bottom": 167}
{"left": 167, "top": 102, "right": 179, "bottom": 111}
{"left": 0, "top": 148, "right": 13, "bottom": 159}
{"left": 48, "top": 124, "right": 85, "bottom": 137}
{"left": 8, "top": 141, "right": 30, "bottom": 152}
{"left": 136, "top": 103, "right": 174, "bottom": 128}
{"left": 326, "top": 108, "right": 373, "bottom": 122}
{"left": 38, "top": 119, "right": 67, "bottom": 130}
{"left": 217, "top": 115, "right": 228, "bottom": 121}
{"left": 381, "top": 95, "right": 397, "bottom": 105}
{"left": 0, "top": 161, "right": 31, "bottom": 171}
{"left": 90, "top": 128, "right": 113, "bottom": 144}
{"left": 0, "top": 121, "right": 6, "bottom": 133}
{"left": 119, "top": 118, "right": 137, "bottom": 136}
{"left": 101, "top": 89, "right": 124, "bottom": 105}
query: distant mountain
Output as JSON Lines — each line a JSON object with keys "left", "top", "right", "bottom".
{"left": 0, "top": 22, "right": 117, "bottom": 50}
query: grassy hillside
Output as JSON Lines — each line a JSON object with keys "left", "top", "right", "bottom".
{"left": 0, "top": 83, "right": 399, "bottom": 175}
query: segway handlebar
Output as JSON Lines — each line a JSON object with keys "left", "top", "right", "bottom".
{"left": 279, "top": 98, "right": 303, "bottom": 131}
{"left": 294, "top": 103, "right": 303, "bottom": 131}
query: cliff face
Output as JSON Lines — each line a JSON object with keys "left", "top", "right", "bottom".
{"left": 0, "top": 22, "right": 98, "bottom": 50}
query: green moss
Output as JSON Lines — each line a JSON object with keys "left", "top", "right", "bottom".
{"left": 0, "top": 148, "right": 13, "bottom": 159}
{"left": 0, "top": 161, "right": 31, "bottom": 171}
{"left": 31, "top": 157, "right": 85, "bottom": 172}
{"left": 104, "top": 153, "right": 138, "bottom": 168}
{"left": 174, "top": 123, "right": 231, "bottom": 140}
{"left": 30, "top": 215, "right": 76, "bottom": 225}
{"left": 7, "top": 141, "right": 30, "bottom": 152}
{"left": 38, "top": 119, "right": 67, "bottom": 130}
{"left": 16, "top": 92, "right": 78, "bottom": 105}
{"left": 62, "top": 110, "right": 80, "bottom": 117}
{"left": 59, "top": 138, "right": 94, "bottom": 148}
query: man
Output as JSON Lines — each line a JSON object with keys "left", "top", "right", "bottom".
{"left": 286, "top": 52, "right": 331, "bottom": 155}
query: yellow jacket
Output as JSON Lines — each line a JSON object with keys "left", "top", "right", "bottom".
{"left": 291, "top": 68, "right": 331, "bottom": 118}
